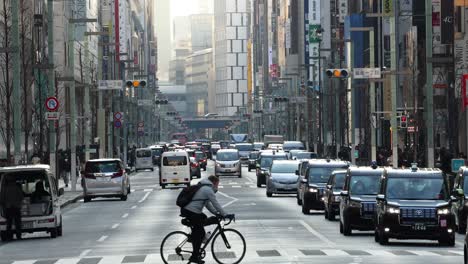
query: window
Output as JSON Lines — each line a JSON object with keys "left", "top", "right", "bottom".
{"left": 136, "top": 150, "right": 152, "bottom": 158}
{"left": 271, "top": 163, "right": 298, "bottom": 173}
{"left": 86, "top": 161, "right": 121, "bottom": 173}
{"left": 349, "top": 175, "right": 380, "bottom": 195}
{"left": 163, "top": 156, "right": 188, "bottom": 166}
{"left": 387, "top": 177, "right": 447, "bottom": 200}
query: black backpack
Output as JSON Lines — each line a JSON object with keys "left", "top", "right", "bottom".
{"left": 176, "top": 183, "right": 210, "bottom": 208}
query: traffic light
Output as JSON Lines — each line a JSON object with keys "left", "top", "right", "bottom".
{"left": 155, "top": 99, "right": 169, "bottom": 105}
{"left": 274, "top": 97, "right": 289, "bottom": 102}
{"left": 400, "top": 115, "right": 407, "bottom": 128}
{"left": 166, "top": 112, "right": 178, "bottom": 116}
{"left": 326, "top": 69, "right": 349, "bottom": 78}
{"left": 126, "top": 80, "right": 147, "bottom": 88}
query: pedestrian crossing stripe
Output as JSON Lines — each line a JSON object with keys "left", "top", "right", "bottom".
{"left": 7, "top": 249, "right": 464, "bottom": 263}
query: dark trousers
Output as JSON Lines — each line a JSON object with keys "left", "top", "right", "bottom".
{"left": 5, "top": 207, "right": 21, "bottom": 239}
{"left": 181, "top": 209, "right": 207, "bottom": 258}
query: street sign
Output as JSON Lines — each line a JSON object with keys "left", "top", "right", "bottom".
{"left": 45, "top": 112, "right": 60, "bottom": 120}
{"left": 137, "top": 127, "right": 144, "bottom": 132}
{"left": 452, "top": 159, "right": 465, "bottom": 173}
{"left": 353, "top": 68, "right": 382, "bottom": 79}
{"left": 407, "top": 126, "right": 415, "bottom": 133}
{"left": 114, "top": 112, "right": 123, "bottom": 120}
{"left": 137, "top": 99, "right": 153, "bottom": 106}
{"left": 308, "top": 24, "right": 322, "bottom": 43}
{"left": 45, "top": 97, "right": 59, "bottom": 111}
{"left": 98, "top": 80, "right": 123, "bottom": 90}
{"left": 114, "top": 120, "right": 122, "bottom": 128}
{"left": 138, "top": 122, "right": 144, "bottom": 127}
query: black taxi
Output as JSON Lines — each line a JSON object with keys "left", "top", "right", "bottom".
{"left": 256, "top": 151, "right": 288, "bottom": 187}
{"left": 451, "top": 166, "right": 468, "bottom": 234}
{"left": 339, "top": 166, "right": 383, "bottom": 236}
{"left": 374, "top": 166, "right": 456, "bottom": 246}
{"left": 324, "top": 170, "right": 347, "bottom": 221}
{"left": 298, "top": 159, "right": 349, "bottom": 215}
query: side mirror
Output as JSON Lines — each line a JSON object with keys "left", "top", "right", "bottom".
{"left": 376, "top": 194, "right": 386, "bottom": 201}
{"left": 80, "top": 170, "right": 85, "bottom": 175}
{"left": 451, "top": 195, "right": 459, "bottom": 202}
{"left": 340, "top": 190, "right": 349, "bottom": 197}
{"left": 326, "top": 184, "right": 332, "bottom": 190}
{"left": 58, "top": 188, "right": 65, "bottom": 196}
{"left": 256, "top": 164, "right": 260, "bottom": 169}
{"left": 295, "top": 170, "right": 299, "bottom": 175}
{"left": 301, "top": 178, "right": 308, "bottom": 184}
{"left": 457, "top": 188, "right": 464, "bottom": 196}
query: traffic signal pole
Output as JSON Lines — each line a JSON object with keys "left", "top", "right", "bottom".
{"left": 369, "top": 29, "right": 377, "bottom": 162}
{"left": 68, "top": 14, "right": 77, "bottom": 191}
{"left": 12, "top": 0, "right": 21, "bottom": 164}
{"left": 390, "top": 9, "right": 398, "bottom": 168}
{"left": 425, "top": 0, "right": 434, "bottom": 168}
{"left": 47, "top": 0, "right": 57, "bottom": 172}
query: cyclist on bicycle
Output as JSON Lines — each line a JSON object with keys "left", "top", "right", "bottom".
{"left": 181, "top": 175, "right": 233, "bottom": 264}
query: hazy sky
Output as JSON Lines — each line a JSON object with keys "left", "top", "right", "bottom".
{"left": 171, "top": 0, "right": 198, "bottom": 17}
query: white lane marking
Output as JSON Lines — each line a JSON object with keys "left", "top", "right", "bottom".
{"left": 96, "top": 255, "right": 125, "bottom": 264}
{"left": 218, "top": 191, "right": 239, "bottom": 208}
{"left": 143, "top": 188, "right": 154, "bottom": 192}
{"left": 79, "top": 249, "right": 91, "bottom": 258}
{"left": 244, "top": 174, "right": 254, "bottom": 184}
{"left": 456, "top": 241, "right": 464, "bottom": 247}
{"left": 232, "top": 185, "right": 242, "bottom": 188}
{"left": 97, "top": 235, "right": 108, "bottom": 242}
{"left": 131, "top": 205, "right": 137, "bottom": 209}
{"left": 448, "top": 250, "right": 464, "bottom": 255}
{"left": 111, "top": 223, "right": 120, "bottom": 229}
{"left": 138, "top": 191, "right": 152, "bottom": 203}
{"left": 321, "top": 249, "right": 348, "bottom": 256}
{"left": 366, "top": 250, "right": 394, "bottom": 256}
{"left": 55, "top": 258, "right": 81, "bottom": 264}
{"left": 122, "top": 213, "right": 129, "bottom": 218}
{"left": 249, "top": 185, "right": 256, "bottom": 188}
{"left": 299, "top": 220, "right": 336, "bottom": 247}
{"left": 407, "top": 250, "right": 440, "bottom": 256}
{"left": 218, "top": 186, "right": 224, "bottom": 189}
{"left": 12, "top": 261, "right": 37, "bottom": 264}
{"left": 131, "top": 189, "right": 135, "bottom": 193}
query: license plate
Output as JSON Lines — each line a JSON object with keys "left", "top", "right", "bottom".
{"left": 226, "top": 169, "right": 231, "bottom": 172}
{"left": 412, "top": 223, "right": 426, "bottom": 231}
{"left": 97, "top": 177, "right": 108, "bottom": 182}
{"left": 22, "top": 221, "right": 34, "bottom": 229}
{"left": 172, "top": 179, "right": 179, "bottom": 183}
{"left": 440, "top": 219, "right": 447, "bottom": 227}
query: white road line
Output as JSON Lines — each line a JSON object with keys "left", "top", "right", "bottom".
{"left": 79, "top": 249, "right": 91, "bottom": 258}
{"left": 122, "top": 213, "right": 129, "bottom": 218}
{"left": 97, "top": 235, "right": 108, "bottom": 242}
{"left": 407, "top": 250, "right": 440, "bottom": 256}
{"left": 244, "top": 174, "right": 254, "bottom": 184}
{"left": 130, "top": 189, "right": 135, "bottom": 193}
{"left": 138, "top": 191, "right": 151, "bottom": 203}
{"left": 218, "top": 191, "right": 239, "bottom": 208}
{"left": 131, "top": 205, "right": 137, "bottom": 209}
{"left": 143, "top": 188, "right": 154, "bottom": 192}
{"left": 111, "top": 223, "right": 120, "bottom": 229}
{"left": 12, "top": 261, "right": 37, "bottom": 264}
{"left": 366, "top": 250, "right": 394, "bottom": 256}
{"left": 232, "top": 185, "right": 242, "bottom": 188}
{"left": 321, "top": 249, "right": 348, "bottom": 256}
{"left": 456, "top": 241, "right": 464, "bottom": 247}
{"left": 299, "top": 220, "right": 336, "bottom": 247}
{"left": 218, "top": 186, "right": 224, "bottom": 188}
{"left": 55, "top": 258, "right": 81, "bottom": 264}
{"left": 448, "top": 250, "right": 464, "bottom": 255}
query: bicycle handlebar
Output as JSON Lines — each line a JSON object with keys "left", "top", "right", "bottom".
{"left": 216, "top": 214, "right": 236, "bottom": 225}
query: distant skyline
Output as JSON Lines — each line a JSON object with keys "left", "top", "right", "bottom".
{"left": 171, "top": 0, "right": 212, "bottom": 17}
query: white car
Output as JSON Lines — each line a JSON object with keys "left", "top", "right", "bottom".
{"left": 160, "top": 151, "right": 191, "bottom": 188}
{"left": 215, "top": 149, "right": 242, "bottom": 178}
{"left": 0, "top": 165, "right": 64, "bottom": 240}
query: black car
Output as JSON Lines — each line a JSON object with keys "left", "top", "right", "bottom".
{"left": 339, "top": 166, "right": 384, "bottom": 236}
{"left": 374, "top": 167, "right": 456, "bottom": 246}
{"left": 256, "top": 151, "right": 288, "bottom": 187}
{"left": 451, "top": 166, "right": 468, "bottom": 234}
{"left": 201, "top": 143, "right": 212, "bottom": 159}
{"left": 465, "top": 230, "right": 468, "bottom": 264}
{"left": 248, "top": 151, "right": 260, "bottom": 172}
{"left": 194, "top": 151, "right": 207, "bottom": 171}
{"left": 323, "top": 170, "right": 347, "bottom": 221}
{"left": 189, "top": 157, "right": 201, "bottom": 179}
{"left": 151, "top": 147, "right": 164, "bottom": 166}
{"left": 298, "top": 159, "right": 349, "bottom": 215}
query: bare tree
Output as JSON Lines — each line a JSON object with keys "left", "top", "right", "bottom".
{"left": 0, "top": 0, "right": 13, "bottom": 162}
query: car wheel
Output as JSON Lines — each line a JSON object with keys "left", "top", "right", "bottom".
{"left": 302, "top": 202, "right": 310, "bottom": 215}
{"left": 374, "top": 228, "right": 380, "bottom": 243}
{"left": 0, "top": 231, "right": 8, "bottom": 242}
{"left": 339, "top": 221, "right": 344, "bottom": 234}
{"left": 379, "top": 228, "right": 388, "bottom": 245}
{"left": 266, "top": 192, "right": 273, "bottom": 197}
{"left": 324, "top": 208, "right": 328, "bottom": 219}
{"left": 439, "top": 235, "right": 455, "bottom": 247}
{"left": 296, "top": 193, "right": 302, "bottom": 205}
{"left": 57, "top": 216, "right": 63, "bottom": 237}
{"left": 120, "top": 194, "right": 128, "bottom": 201}
{"left": 50, "top": 228, "right": 58, "bottom": 238}
{"left": 328, "top": 206, "right": 335, "bottom": 221}
{"left": 151, "top": 168, "right": 154, "bottom": 172}
{"left": 238, "top": 171, "right": 242, "bottom": 178}
{"left": 465, "top": 245, "right": 467, "bottom": 264}
{"left": 84, "top": 197, "right": 91, "bottom": 203}
{"left": 248, "top": 167, "right": 251, "bottom": 172}
{"left": 161, "top": 184, "right": 166, "bottom": 189}
{"left": 343, "top": 214, "right": 352, "bottom": 236}
{"left": 203, "top": 167, "right": 207, "bottom": 171}
{"left": 459, "top": 224, "right": 467, "bottom": 235}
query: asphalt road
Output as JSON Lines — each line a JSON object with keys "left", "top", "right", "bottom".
{"left": 0, "top": 160, "right": 465, "bottom": 263}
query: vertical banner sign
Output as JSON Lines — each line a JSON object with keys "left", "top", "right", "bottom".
{"left": 441, "top": 0, "right": 454, "bottom": 45}
{"left": 74, "top": 0, "right": 87, "bottom": 41}
{"left": 432, "top": 0, "right": 442, "bottom": 54}
{"left": 308, "top": 0, "right": 320, "bottom": 89}
{"left": 247, "top": 40, "right": 253, "bottom": 99}
{"left": 462, "top": 74, "right": 468, "bottom": 110}
{"left": 285, "top": 19, "right": 291, "bottom": 49}
{"left": 338, "top": 0, "right": 348, "bottom": 23}
{"left": 383, "top": 0, "right": 393, "bottom": 16}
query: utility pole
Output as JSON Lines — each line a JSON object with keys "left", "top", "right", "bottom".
{"left": 390, "top": 7, "right": 398, "bottom": 168}
{"left": 348, "top": 41, "right": 356, "bottom": 165}
{"left": 12, "top": 0, "right": 21, "bottom": 164}
{"left": 47, "top": 0, "right": 57, "bottom": 174}
{"left": 425, "top": 0, "right": 434, "bottom": 168}
{"left": 68, "top": 13, "right": 78, "bottom": 191}
{"left": 84, "top": 37, "right": 91, "bottom": 162}
{"left": 97, "top": 31, "right": 105, "bottom": 159}
{"left": 369, "top": 29, "right": 377, "bottom": 162}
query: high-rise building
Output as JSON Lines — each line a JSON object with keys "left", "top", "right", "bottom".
{"left": 190, "top": 14, "right": 213, "bottom": 52}
{"left": 185, "top": 49, "right": 214, "bottom": 117}
{"left": 214, "top": 0, "right": 250, "bottom": 116}
{"left": 155, "top": 0, "right": 171, "bottom": 81}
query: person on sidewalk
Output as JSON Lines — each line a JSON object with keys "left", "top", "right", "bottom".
{"left": 0, "top": 177, "right": 24, "bottom": 240}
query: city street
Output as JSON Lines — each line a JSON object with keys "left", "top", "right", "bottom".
{"left": 0, "top": 161, "right": 464, "bottom": 264}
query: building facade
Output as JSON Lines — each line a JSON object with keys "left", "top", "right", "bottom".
{"left": 185, "top": 48, "right": 214, "bottom": 117}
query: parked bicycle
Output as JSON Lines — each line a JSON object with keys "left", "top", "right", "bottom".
{"left": 160, "top": 214, "right": 246, "bottom": 264}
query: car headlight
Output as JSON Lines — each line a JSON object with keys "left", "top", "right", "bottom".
{"left": 309, "top": 188, "right": 318, "bottom": 193}
{"left": 437, "top": 208, "right": 450, "bottom": 215}
{"left": 349, "top": 200, "right": 361, "bottom": 208}
{"left": 334, "top": 196, "right": 341, "bottom": 202}
{"left": 386, "top": 206, "right": 400, "bottom": 214}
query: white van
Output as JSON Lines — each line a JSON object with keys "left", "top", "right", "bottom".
{"left": 160, "top": 151, "right": 190, "bottom": 189}
{"left": 0, "top": 165, "right": 64, "bottom": 241}
{"left": 135, "top": 148, "right": 154, "bottom": 172}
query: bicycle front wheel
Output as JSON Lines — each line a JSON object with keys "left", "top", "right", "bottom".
{"left": 160, "top": 231, "right": 193, "bottom": 264}
{"left": 211, "top": 228, "right": 246, "bottom": 264}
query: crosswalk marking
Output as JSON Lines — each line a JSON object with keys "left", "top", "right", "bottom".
{"left": 55, "top": 259, "right": 81, "bottom": 264}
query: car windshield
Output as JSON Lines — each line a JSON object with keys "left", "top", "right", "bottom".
{"left": 86, "top": 161, "right": 121, "bottom": 173}
{"left": 271, "top": 163, "right": 298, "bottom": 173}
{"left": 136, "top": 150, "right": 152, "bottom": 158}
{"left": 296, "top": 152, "right": 318, "bottom": 159}
{"left": 260, "top": 156, "right": 287, "bottom": 168}
{"left": 349, "top": 175, "right": 380, "bottom": 195}
{"left": 195, "top": 152, "right": 205, "bottom": 159}
{"left": 386, "top": 177, "right": 448, "bottom": 200}
{"left": 217, "top": 152, "right": 239, "bottom": 161}
{"left": 235, "top": 144, "right": 253, "bottom": 151}
{"left": 333, "top": 173, "right": 346, "bottom": 190}
{"left": 163, "top": 156, "right": 188, "bottom": 166}
{"left": 283, "top": 143, "right": 305, "bottom": 151}
{"left": 308, "top": 167, "right": 336, "bottom": 183}
{"left": 254, "top": 143, "right": 264, "bottom": 149}
{"left": 152, "top": 149, "right": 163, "bottom": 156}
{"left": 249, "top": 152, "right": 259, "bottom": 159}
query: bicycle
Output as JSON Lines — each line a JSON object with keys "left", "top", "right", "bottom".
{"left": 160, "top": 214, "right": 246, "bottom": 264}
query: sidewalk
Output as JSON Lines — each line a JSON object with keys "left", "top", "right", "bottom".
{"left": 58, "top": 177, "right": 83, "bottom": 208}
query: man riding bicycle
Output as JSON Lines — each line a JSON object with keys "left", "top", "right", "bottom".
{"left": 181, "top": 175, "right": 233, "bottom": 264}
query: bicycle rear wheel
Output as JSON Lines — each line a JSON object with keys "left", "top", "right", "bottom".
{"left": 211, "top": 228, "right": 246, "bottom": 264}
{"left": 160, "top": 231, "right": 193, "bottom": 264}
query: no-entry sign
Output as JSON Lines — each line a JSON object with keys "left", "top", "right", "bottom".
{"left": 45, "top": 97, "right": 59, "bottom": 111}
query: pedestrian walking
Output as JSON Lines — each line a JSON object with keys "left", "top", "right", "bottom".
{"left": 0, "top": 177, "right": 24, "bottom": 240}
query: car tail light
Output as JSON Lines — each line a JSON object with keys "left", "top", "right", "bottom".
{"left": 84, "top": 173, "right": 96, "bottom": 179}
{"left": 201, "top": 159, "right": 206, "bottom": 163}
{"left": 191, "top": 163, "right": 198, "bottom": 168}
{"left": 112, "top": 169, "right": 124, "bottom": 178}
{"left": 162, "top": 179, "right": 167, "bottom": 182}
